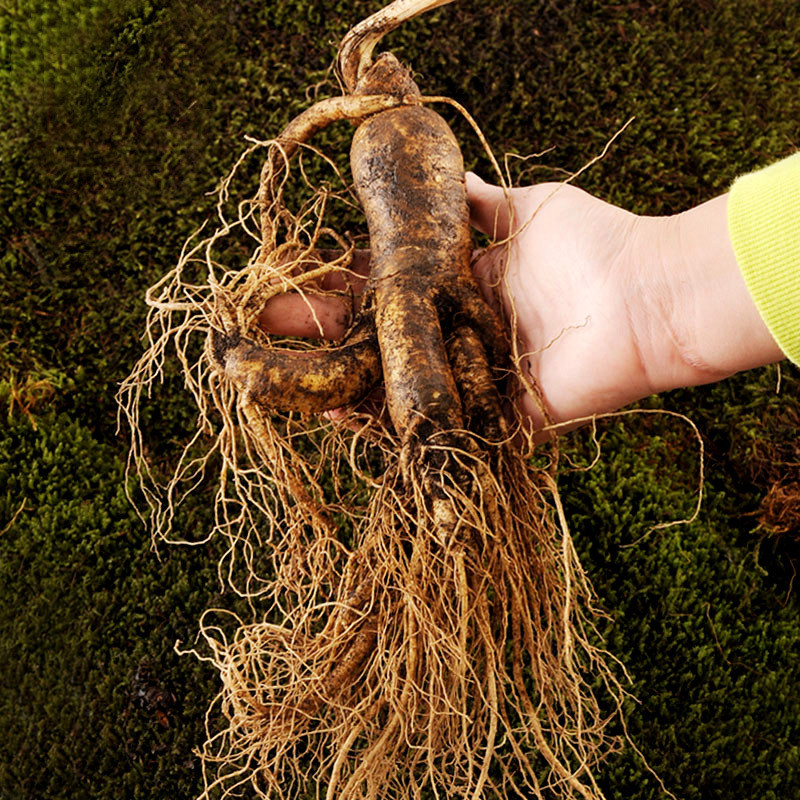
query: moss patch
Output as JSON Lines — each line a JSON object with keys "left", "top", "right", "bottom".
{"left": 2, "top": 0, "right": 800, "bottom": 797}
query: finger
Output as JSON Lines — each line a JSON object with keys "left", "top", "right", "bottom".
{"left": 315, "top": 249, "right": 371, "bottom": 291}
{"left": 258, "top": 249, "right": 371, "bottom": 340}
{"left": 257, "top": 292, "right": 354, "bottom": 340}
{"left": 324, "top": 387, "right": 388, "bottom": 432}
{"left": 465, "top": 171, "right": 512, "bottom": 240}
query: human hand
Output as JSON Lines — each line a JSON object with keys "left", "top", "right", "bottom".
{"left": 466, "top": 172, "right": 783, "bottom": 433}
{"left": 256, "top": 174, "right": 782, "bottom": 435}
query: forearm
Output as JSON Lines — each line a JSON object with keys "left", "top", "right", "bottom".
{"left": 675, "top": 193, "right": 783, "bottom": 377}
{"left": 728, "top": 152, "right": 800, "bottom": 365}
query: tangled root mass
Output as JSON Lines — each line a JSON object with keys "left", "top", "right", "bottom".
{"left": 118, "top": 2, "right": 634, "bottom": 798}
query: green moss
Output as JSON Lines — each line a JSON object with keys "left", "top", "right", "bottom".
{"left": 559, "top": 395, "right": 800, "bottom": 797}
{"left": 0, "top": 413, "right": 237, "bottom": 797}
{"left": 2, "top": 0, "right": 800, "bottom": 797}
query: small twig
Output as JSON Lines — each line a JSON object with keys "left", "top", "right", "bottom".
{"left": 1, "top": 498, "right": 27, "bottom": 536}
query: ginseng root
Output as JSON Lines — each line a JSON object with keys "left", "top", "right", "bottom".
{"left": 118, "top": 1, "right": 631, "bottom": 798}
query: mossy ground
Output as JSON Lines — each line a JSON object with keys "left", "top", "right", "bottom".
{"left": 1, "top": 1, "right": 799, "bottom": 797}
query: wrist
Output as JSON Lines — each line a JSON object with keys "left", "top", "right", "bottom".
{"left": 628, "top": 194, "right": 783, "bottom": 394}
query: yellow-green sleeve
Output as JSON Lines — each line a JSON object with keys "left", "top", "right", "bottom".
{"left": 728, "top": 152, "right": 800, "bottom": 365}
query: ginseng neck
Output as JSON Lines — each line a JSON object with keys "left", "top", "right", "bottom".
{"left": 354, "top": 52, "right": 421, "bottom": 99}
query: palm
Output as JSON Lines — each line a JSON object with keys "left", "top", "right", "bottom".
{"left": 468, "top": 177, "right": 656, "bottom": 430}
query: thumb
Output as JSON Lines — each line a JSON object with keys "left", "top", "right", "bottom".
{"left": 465, "top": 171, "right": 512, "bottom": 240}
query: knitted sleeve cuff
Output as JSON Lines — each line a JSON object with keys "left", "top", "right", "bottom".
{"left": 728, "top": 152, "right": 800, "bottom": 365}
